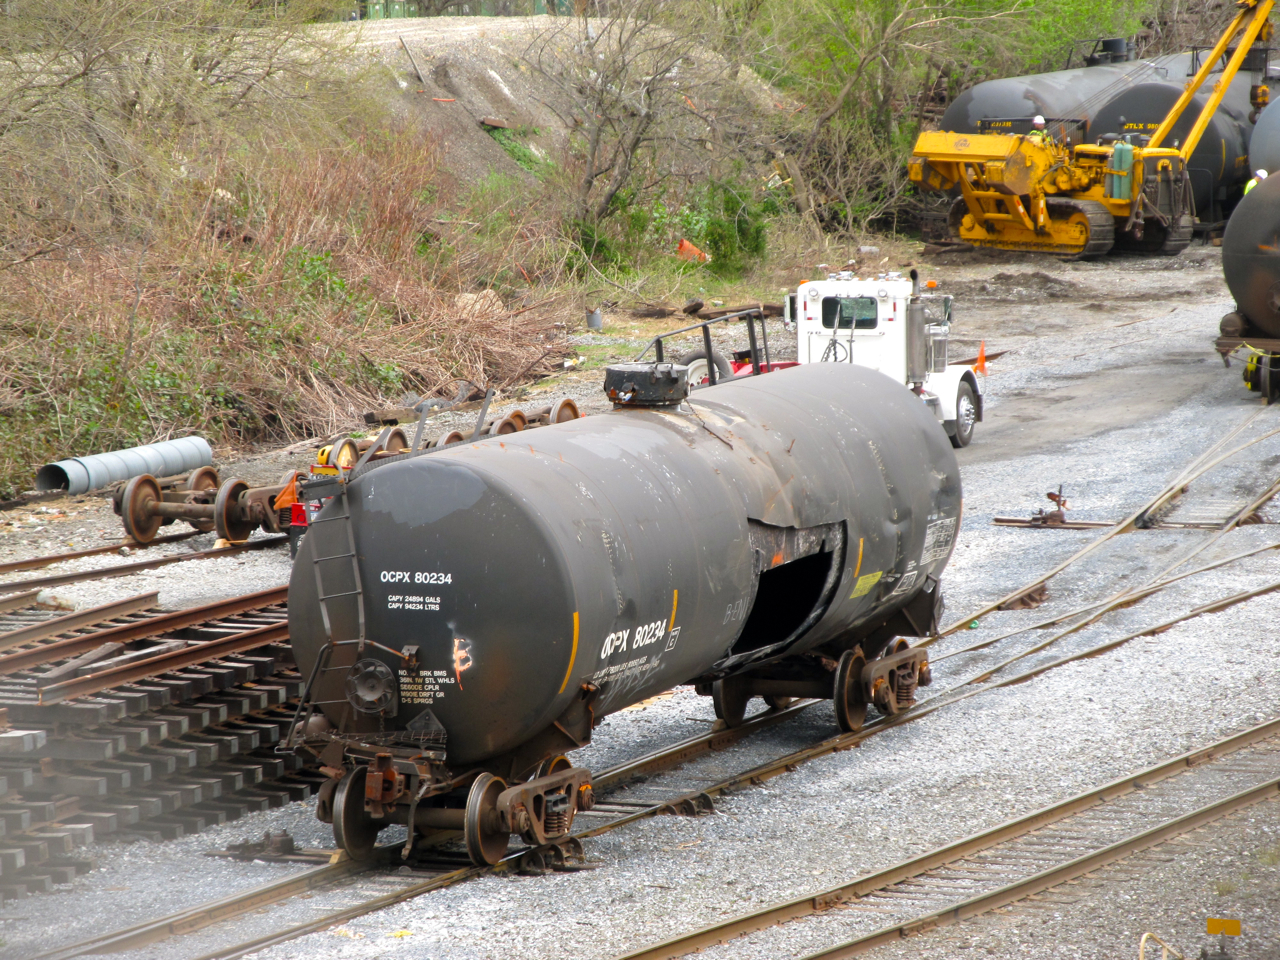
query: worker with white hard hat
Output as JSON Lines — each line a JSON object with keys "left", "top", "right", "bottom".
{"left": 1246, "top": 169, "right": 1269, "bottom": 195}
{"left": 1028, "top": 115, "right": 1052, "bottom": 145}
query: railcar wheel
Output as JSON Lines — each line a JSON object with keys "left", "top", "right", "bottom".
{"left": 433, "top": 430, "right": 466, "bottom": 449}
{"left": 121, "top": 475, "right": 164, "bottom": 544}
{"left": 950, "top": 382, "right": 976, "bottom": 449}
{"left": 182, "top": 466, "right": 220, "bottom": 532}
{"left": 384, "top": 427, "right": 409, "bottom": 454}
{"left": 464, "top": 773, "right": 510, "bottom": 866}
{"left": 712, "top": 677, "right": 749, "bottom": 728}
{"left": 214, "top": 478, "right": 254, "bottom": 542}
{"left": 535, "top": 755, "right": 572, "bottom": 779}
{"left": 549, "top": 398, "right": 580, "bottom": 423}
{"left": 333, "top": 767, "right": 381, "bottom": 860}
{"left": 833, "top": 648, "right": 867, "bottom": 734}
{"left": 327, "top": 438, "right": 360, "bottom": 471}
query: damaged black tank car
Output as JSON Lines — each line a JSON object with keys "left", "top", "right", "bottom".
{"left": 286, "top": 362, "right": 963, "bottom": 865}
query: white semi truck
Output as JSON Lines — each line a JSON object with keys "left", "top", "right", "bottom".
{"left": 680, "top": 269, "right": 984, "bottom": 447}
{"left": 785, "top": 268, "right": 983, "bottom": 447}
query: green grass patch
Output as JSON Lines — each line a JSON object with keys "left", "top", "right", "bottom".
{"left": 487, "top": 126, "right": 550, "bottom": 175}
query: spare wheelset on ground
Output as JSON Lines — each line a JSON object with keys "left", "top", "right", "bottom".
{"left": 113, "top": 469, "right": 302, "bottom": 544}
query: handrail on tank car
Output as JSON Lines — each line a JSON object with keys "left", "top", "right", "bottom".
{"left": 633, "top": 306, "right": 771, "bottom": 384}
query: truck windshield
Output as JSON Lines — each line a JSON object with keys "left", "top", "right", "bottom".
{"left": 821, "top": 297, "right": 877, "bottom": 330}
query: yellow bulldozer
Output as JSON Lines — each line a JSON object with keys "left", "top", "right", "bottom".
{"left": 909, "top": 0, "right": 1274, "bottom": 258}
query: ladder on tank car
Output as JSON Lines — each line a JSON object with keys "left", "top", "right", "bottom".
{"left": 281, "top": 475, "right": 369, "bottom": 751}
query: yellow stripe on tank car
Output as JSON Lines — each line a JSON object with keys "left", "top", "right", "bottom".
{"left": 558, "top": 611, "right": 580, "bottom": 695}
{"left": 670, "top": 589, "right": 678, "bottom": 628}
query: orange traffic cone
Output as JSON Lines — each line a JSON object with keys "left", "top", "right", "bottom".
{"left": 975, "top": 340, "right": 987, "bottom": 376}
{"left": 676, "top": 238, "right": 709, "bottom": 263}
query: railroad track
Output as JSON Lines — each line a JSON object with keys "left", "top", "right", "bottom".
{"left": 0, "top": 534, "right": 287, "bottom": 594}
{"left": 923, "top": 409, "right": 1280, "bottom": 690}
{"left": 613, "top": 716, "right": 1280, "bottom": 960}
{"left": 0, "top": 531, "right": 200, "bottom": 577}
{"left": 19, "top": 418, "right": 1280, "bottom": 955}
{"left": 0, "top": 587, "right": 325, "bottom": 899}
{"left": 29, "top": 699, "right": 818, "bottom": 960}
{"left": 940, "top": 408, "right": 1280, "bottom": 632}
{"left": 32, "top": 550, "right": 1280, "bottom": 960}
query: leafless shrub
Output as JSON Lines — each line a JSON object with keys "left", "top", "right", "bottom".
{"left": 523, "top": 2, "right": 769, "bottom": 226}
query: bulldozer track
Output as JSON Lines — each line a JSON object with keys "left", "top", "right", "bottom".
{"left": 1048, "top": 197, "right": 1114, "bottom": 258}
{"left": 946, "top": 197, "right": 1115, "bottom": 258}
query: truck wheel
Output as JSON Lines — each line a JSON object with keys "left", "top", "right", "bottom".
{"left": 677, "top": 349, "right": 733, "bottom": 387}
{"left": 949, "top": 382, "right": 977, "bottom": 449}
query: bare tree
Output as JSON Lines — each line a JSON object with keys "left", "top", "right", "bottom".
{"left": 737, "top": 0, "right": 1022, "bottom": 236}
{"left": 0, "top": 0, "right": 347, "bottom": 252}
{"left": 524, "top": 1, "right": 751, "bottom": 225}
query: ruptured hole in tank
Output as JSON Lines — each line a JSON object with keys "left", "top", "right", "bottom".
{"left": 731, "top": 551, "right": 833, "bottom": 655}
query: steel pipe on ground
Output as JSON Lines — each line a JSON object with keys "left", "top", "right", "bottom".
{"left": 35, "top": 437, "right": 213, "bottom": 494}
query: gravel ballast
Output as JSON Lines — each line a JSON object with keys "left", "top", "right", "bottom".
{"left": 1, "top": 249, "right": 1277, "bottom": 960}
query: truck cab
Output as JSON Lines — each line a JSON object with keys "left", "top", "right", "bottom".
{"left": 784, "top": 270, "right": 984, "bottom": 447}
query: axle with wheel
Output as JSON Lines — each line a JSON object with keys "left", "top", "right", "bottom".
{"left": 114, "top": 469, "right": 302, "bottom": 544}
{"left": 704, "top": 640, "right": 931, "bottom": 733}
{"left": 321, "top": 751, "right": 595, "bottom": 866}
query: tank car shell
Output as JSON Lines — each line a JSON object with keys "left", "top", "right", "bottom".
{"left": 940, "top": 62, "right": 1142, "bottom": 133}
{"left": 288, "top": 364, "right": 961, "bottom": 767}
{"left": 1248, "top": 97, "right": 1280, "bottom": 177}
{"left": 941, "top": 53, "right": 1258, "bottom": 210}
{"left": 1089, "top": 78, "right": 1252, "bottom": 215}
{"left": 1222, "top": 173, "right": 1280, "bottom": 336}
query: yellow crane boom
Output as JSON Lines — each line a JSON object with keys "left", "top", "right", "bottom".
{"left": 909, "top": 0, "right": 1274, "bottom": 258}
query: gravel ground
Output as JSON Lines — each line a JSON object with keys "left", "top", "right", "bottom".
{"left": 2, "top": 245, "right": 1277, "bottom": 960}
{"left": 868, "top": 800, "right": 1280, "bottom": 960}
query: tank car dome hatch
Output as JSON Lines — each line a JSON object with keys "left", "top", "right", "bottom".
{"left": 1222, "top": 172, "right": 1280, "bottom": 338}
{"left": 603, "top": 361, "right": 689, "bottom": 406}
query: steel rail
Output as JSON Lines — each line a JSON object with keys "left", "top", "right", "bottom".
{"left": 798, "top": 777, "right": 1280, "bottom": 960}
{"left": 29, "top": 700, "right": 819, "bottom": 960}
{"left": 38, "top": 619, "right": 289, "bottom": 704}
{"left": 133, "top": 566, "right": 1280, "bottom": 960}
{"left": 0, "top": 531, "right": 200, "bottom": 576}
{"left": 613, "top": 715, "right": 1280, "bottom": 960}
{"left": 0, "top": 591, "right": 159, "bottom": 653}
{"left": 27, "top": 859, "right": 375, "bottom": 960}
{"left": 932, "top": 540, "right": 1280, "bottom": 664}
{"left": 0, "top": 586, "right": 287, "bottom": 676}
{"left": 0, "top": 535, "right": 287, "bottom": 594}
{"left": 0, "top": 590, "right": 40, "bottom": 614}
{"left": 938, "top": 411, "right": 1276, "bottom": 635}
{"left": 994, "top": 575, "right": 1280, "bottom": 687}
{"left": 35, "top": 535, "right": 1280, "bottom": 960}
{"left": 593, "top": 697, "right": 817, "bottom": 791}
